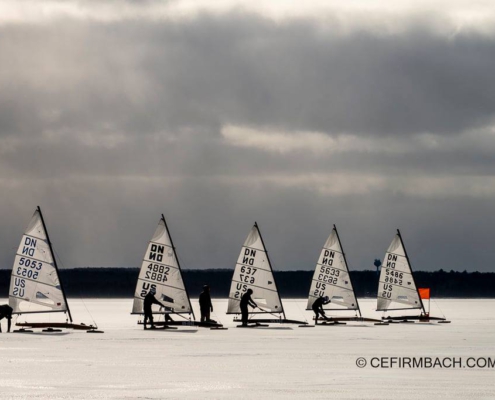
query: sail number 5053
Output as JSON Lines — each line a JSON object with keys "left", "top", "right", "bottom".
{"left": 16, "top": 267, "right": 39, "bottom": 279}
{"left": 145, "top": 263, "right": 170, "bottom": 282}
{"left": 18, "top": 257, "right": 42, "bottom": 270}
{"left": 16, "top": 257, "right": 42, "bottom": 280}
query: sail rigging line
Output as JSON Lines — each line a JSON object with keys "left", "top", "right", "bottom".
{"left": 51, "top": 247, "right": 98, "bottom": 329}
{"left": 36, "top": 206, "right": 73, "bottom": 323}
{"left": 333, "top": 224, "right": 362, "bottom": 319}
{"left": 396, "top": 229, "right": 426, "bottom": 315}
{"left": 160, "top": 214, "right": 195, "bottom": 321}
{"left": 292, "top": 299, "right": 309, "bottom": 324}
{"left": 431, "top": 297, "right": 446, "bottom": 319}
{"left": 254, "top": 222, "right": 287, "bottom": 320}
{"left": 396, "top": 231, "right": 423, "bottom": 311}
{"left": 256, "top": 306, "right": 282, "bottom": 319}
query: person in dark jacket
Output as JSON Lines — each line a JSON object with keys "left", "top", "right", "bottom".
{"left": 240, "top": 289, "right": 257, "bottom": 326}
{"left": 0, "top": 304, "right": 13, "bottom": 333}
{"left": 199, "top": 285, "right": 213, "bottom": 323}
{"left": 312, "top": 296, "right": 331, "bottom": 324}
{"left": 143, "top": 288, "right": 168, "bottom": 329}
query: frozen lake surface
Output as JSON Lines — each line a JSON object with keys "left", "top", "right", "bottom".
{"left": 0, "top": 298, "right": 494, "bottom": 399}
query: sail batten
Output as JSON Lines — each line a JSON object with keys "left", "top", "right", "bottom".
{"left": 306, "top": 227, "right": 359, "bottom": 312}
{"left": 9, "top": 209, "right": 69, "bottom": 315}
{"left": 376, "top": 231, "right": 423, "bottom": 312}
{"left": 132, "top": 216, "right": 193, "bottom": 317}
{"left": 227, "top": 224, "right": 284, "bottom": 315}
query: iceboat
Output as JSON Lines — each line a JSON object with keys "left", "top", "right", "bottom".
{"left": 377, "top": 230, "right": 449, "bottom": 323}
{"left": 132, "top": 214, "right": 224, "bottom": 329}
{"left": 307, "top": 225, "right": 385, "bottom": 326}
{"left": 227, "top": 222, "right": 307, "bottom": 327}
{"left": 9, "top": 207, "right": 101, "bottom": 333}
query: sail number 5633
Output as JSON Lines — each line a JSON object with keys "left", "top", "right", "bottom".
{"left": 318, "top": 266, "right": 340, "bottom": 284}
{"left": 145, "top": 263, "right": 170, "bottom": 282}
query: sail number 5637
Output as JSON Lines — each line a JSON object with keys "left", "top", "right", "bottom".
{"left": 145, "top": 263, "right": 170, "bottom": 282}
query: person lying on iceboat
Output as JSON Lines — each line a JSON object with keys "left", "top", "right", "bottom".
{"left": 0, "top": 304, "right": 13, "bottom": 333}
{"left": 143, "top": 288, "right": 173, "bottom": 329}
{"left": 312, "top": 296, "right": 331, "bottom": 325}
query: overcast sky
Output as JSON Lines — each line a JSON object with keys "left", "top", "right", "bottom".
{"left": 1, "top": 0, "right": 494, "bottom": 272}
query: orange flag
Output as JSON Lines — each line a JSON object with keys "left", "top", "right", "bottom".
{"left": 418, "top": 288, "right": 430, "bottom": 300}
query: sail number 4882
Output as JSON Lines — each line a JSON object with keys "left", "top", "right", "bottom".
{"left": 145, "top": 263, "right": 170, "bottom": 282}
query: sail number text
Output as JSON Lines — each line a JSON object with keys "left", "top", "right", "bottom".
{"left": 317, "top": 250, "right": 341, "bottom": 285}
{"left": 233, "top": 282, "right": 248, "bottom": 299}
{"left": 239, "top": 266, "right": 257, "bottom": 284}
{"left": 383, "top": 269, "right": 403, "bottom": 285}
{"left": 318, "top": 266, "right": 340, "bottom": 285}
{"left": 145, "top": 263, "right": 170, "bottom": 282}
{"left": 381, "top": 255, "right": 404, "bottom": 298}
{"left": 15, "top": 257, "right": 42, "bottom": 280}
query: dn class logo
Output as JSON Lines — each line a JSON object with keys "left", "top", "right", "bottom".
{"left": 149, "top": 244, "right": 164, "bottom": 262}
{"left": 242, "top": 249, "right": 256, "bottom": 265}
{"left": 22, "top": 237, "right": 37, "bottom": 257}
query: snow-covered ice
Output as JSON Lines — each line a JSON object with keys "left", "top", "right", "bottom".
{"left": 0, "top": 298, "right": 494, "bottom": 399}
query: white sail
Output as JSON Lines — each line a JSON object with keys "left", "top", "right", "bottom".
{"left": 306, "top": 228, "right": 358, "bottom": 311}
{"left": 227, "top": 224, "right": 283, "bottom": 314}
{"left": 377, "top": 232, "right": 422, "bottom": 311}
{"left": 132, "top": 216, "right": 192, "bottom": 315}
{"left": 9, "top": 210, "right": 68, "bottom": 314}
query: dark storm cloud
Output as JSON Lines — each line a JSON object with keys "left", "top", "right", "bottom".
{"left": 1, "top": 13, "right": 495, "bottom": 140}
{"left": 0, "top": 7, "right": 494, "bottom": 273}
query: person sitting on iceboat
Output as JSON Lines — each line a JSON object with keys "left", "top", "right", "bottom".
{"left": 312, "top": 296, "right": 331, "bottom": 325}
{"left": 143, "top": 288, "right": 172, "bottom": 329}
{"left": 0, "top": 304, "right": 13, "bottom": 333}
{"left": 199, "top": 285, "right": 214, "bottom": 323}
{"left": 240, "top": 289, "right": 258, "bottom": 326}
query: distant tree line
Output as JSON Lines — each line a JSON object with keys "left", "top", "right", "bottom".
{"left": 1, "top": 268, "right": 494, "bottom": 298}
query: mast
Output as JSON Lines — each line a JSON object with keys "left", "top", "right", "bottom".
{"left": 333, "top": 224, "right": 362, "bottom": 318}
{"left": 36, "top": 206, "right": 72, "bottom": 323}
{"left": 396, "top": 229, "right": 426, "bottom": 315}
{"left": 161, "top": 214, "right": 195, "bottom": 320}
{"left": 254, "top": 221, "right": 286, "bottom": 319}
